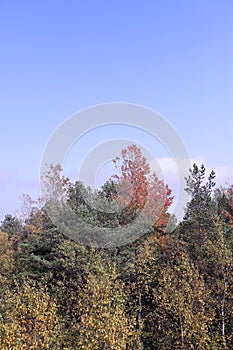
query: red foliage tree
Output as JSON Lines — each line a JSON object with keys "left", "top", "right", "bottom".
{"left": 112, "top": 144, "right": 173, "bottom": 233}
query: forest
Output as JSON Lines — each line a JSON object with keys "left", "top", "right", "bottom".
{"left": 0, "top": 144, "right": 232, "bottom": 349}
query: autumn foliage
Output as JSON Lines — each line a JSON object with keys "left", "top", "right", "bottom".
{"left": 222, "top": 185, "right": 233, "bottom": 226}
{"left": 0, "top": 150, "right": 232, "bottom": 349}
{"left": 112, "top": 144, "right": 173, "bottom": 232}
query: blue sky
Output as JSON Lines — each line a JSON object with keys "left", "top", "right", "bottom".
{"left": 0, "top": 1, "right": 233, "bottom": 221}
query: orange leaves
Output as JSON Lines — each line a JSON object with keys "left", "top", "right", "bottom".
{"left": 113, "top": 144, "right": 149, "bottom": 211}
{"left": 112, "top": 144, "right": 173, "bottom": 232}
{"left": 41, "top": 163, "right": 70, "bottom": 204}
{"left": 222, "top": 209, "right": 233, "bottom": 226}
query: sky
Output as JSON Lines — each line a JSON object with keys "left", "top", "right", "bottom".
{"left": 0, "top": 0, "right": 233, "bottom": 221}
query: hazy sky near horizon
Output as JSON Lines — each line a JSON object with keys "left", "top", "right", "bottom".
{"left": 1, "top": 1, "right": 233, "bottom": 221}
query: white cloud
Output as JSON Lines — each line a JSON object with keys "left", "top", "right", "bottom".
{"left": 149, "top": 156, "right": 233, "bottom": 221}
{"left": 208, "top": 165, "right": 233, "bottom": 187}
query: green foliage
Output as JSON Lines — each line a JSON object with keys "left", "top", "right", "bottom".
{"left": 0, "top": 214, "right": 22, "bottom": 241}
{"left": 0, "top": 153, "right": 232, "bottom": 349}
{"left": 184, "top": 163, "right": 216, "bottom": 223}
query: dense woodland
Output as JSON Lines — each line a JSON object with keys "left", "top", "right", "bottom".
{"left": 0, "top": 145, "right": 232, "bottom": 349}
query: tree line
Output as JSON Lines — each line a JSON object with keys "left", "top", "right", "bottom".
{"left": 0, "top": 145, "right": 232, "bottom": 349}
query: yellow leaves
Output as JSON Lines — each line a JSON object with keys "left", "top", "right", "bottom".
{"left": 76, "top": 253, "right": 139, "bottom": 350}
{"left": 0, "top": 280, "right": 64, "bottom": 350}
{"left": 150, "top": 251, "right": 211, "bottom": 349}
{"left": 0, "top": 230, "right": 15, "bottom": 283}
